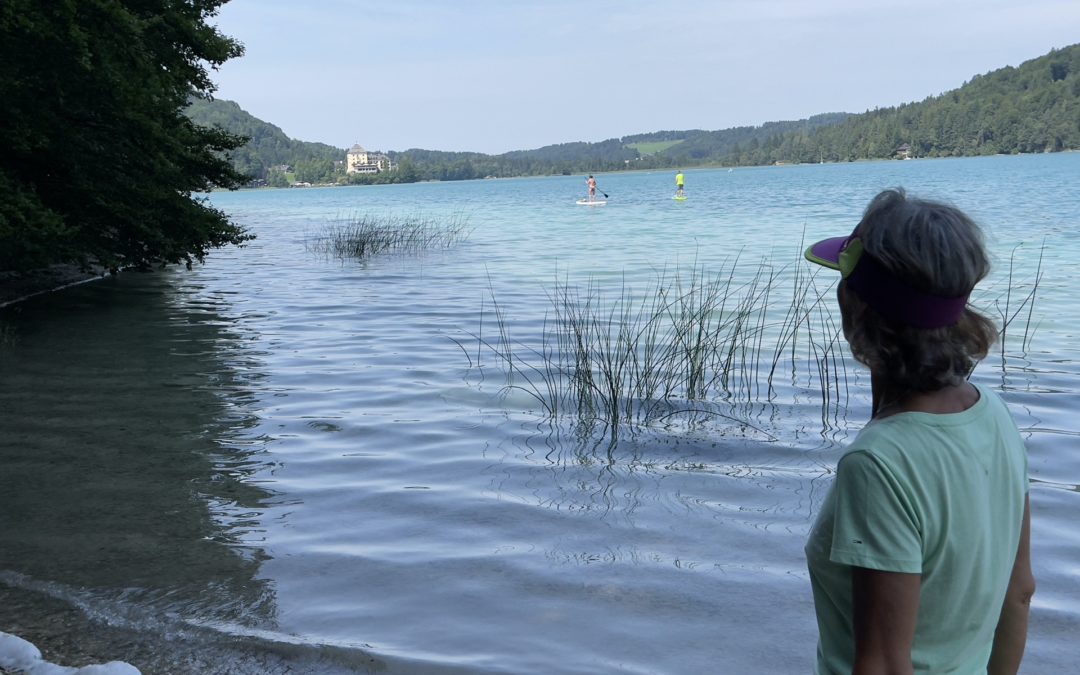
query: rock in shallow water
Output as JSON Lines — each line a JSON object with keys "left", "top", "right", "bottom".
{"left": 0, "top": 632, "right": 140, "bottom": 675}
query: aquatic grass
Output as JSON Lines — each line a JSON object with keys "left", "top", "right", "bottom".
{"left": 464, "top": 257, "right": 847, "bottom": 442}
{"left": 306, "top": 212, "right": 472, "bottom": 259}
{"left": 803, "top": 281, "right": 850, "bottom": 428}
{"left": 993, "top": 241, "right": 1045, "bottom": 360}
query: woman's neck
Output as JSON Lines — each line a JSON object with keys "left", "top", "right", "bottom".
{"left": 870, "top": 375, "right": 980, "bottom": 420}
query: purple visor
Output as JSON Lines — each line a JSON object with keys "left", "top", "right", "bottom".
{"left": 804, "top": 234, "right": 970, "bottom": 329}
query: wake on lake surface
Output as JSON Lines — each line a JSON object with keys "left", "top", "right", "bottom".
{"left": 1, "top": 154, "right": 1078, "bottom": 673}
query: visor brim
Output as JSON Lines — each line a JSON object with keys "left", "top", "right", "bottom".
{"left": 804, "top": 236, "right": 849, "bottom": 270}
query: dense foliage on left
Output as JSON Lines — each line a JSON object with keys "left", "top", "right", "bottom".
{"left": 0, "top": 1, "right": 251, "bottom": 273}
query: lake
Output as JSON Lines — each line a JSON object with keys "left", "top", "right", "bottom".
{"left": 1, "top": 153, "right": 1077, "bottom": 674}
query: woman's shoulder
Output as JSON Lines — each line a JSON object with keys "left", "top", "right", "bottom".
{"left": 843, "top": 383, "right": 1023, "bottom": 465}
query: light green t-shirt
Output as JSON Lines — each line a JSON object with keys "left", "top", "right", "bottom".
{"left": 805, "top": 383, "right": 1027, "bottom": 674}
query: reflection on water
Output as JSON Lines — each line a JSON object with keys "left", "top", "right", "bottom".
{"left": 0, "top": 272, "right": 277, "bottom": 648}
{"left": 489, "top": 418, "right": 837, "bottom": 533}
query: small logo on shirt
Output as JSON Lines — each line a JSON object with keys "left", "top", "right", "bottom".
{"left": 852, "top": 539, "right": 863, "bottom": 545}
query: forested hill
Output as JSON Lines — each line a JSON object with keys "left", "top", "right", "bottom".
{"left": 185, "top": 98, "right": 344, "bottom": 180}
{"left": 722, "top": 43, "right": 1080, "bottom": 166}
{"left": 185, "top": 43, "right": 1078, "bottom": 184}
{"left": 622, "top": 113, "right": 852, "bottom": 167}
{"left": 406, "top": 113, "right": 853, "bottom": 178}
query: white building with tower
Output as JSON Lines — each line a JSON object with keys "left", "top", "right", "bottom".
{"left": 346, "top": 144, "right": 392, "bottom": 174}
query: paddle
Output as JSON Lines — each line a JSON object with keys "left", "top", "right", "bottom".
{"left": 598, "top": 188, "right": 609, "bottom": 199}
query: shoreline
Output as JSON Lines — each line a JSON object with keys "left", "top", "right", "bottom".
{"left": 0, "top": 267, "right": 104, "bottom": 310}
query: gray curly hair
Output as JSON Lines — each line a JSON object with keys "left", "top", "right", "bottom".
{"left": 839, "top": 188, "right": 999, "bottom": 392}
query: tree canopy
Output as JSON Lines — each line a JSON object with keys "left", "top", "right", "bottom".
{"left": 0, "top": 0, "right": 251, "bottom": 273}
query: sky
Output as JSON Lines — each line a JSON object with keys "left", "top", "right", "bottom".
{"left": 208, "top": 0, "right": 1080, "bottom": 155}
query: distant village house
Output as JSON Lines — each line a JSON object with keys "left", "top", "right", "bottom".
{"left": 346, "top": 143, "right": 392, "bottom": 174}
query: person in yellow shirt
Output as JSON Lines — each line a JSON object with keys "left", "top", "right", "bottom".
{"left": 675, "top": 171, "right": 685, "bottom": 197}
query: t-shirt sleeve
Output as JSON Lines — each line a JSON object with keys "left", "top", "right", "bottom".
{"left": 828, "top": 450, "right": 922, "bottom": 574}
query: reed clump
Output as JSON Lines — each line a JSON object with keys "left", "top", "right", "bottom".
{"left": 308, "top": 212, "right": 472, "bottom": 259}
{"left": 459, "top": 259, "right": 848, "bottom": 441}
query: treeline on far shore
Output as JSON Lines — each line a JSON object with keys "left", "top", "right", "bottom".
{"left": 186, "top": 43, "right": 1080, "bottom": 187}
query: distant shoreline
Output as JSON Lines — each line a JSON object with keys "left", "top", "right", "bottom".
{"left": 227, "top": 149, "right": 1077, "bottom": 191}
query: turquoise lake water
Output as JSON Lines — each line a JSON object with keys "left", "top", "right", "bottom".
{"left": 0, "top": 153, "right": 1077, "bottom": 673}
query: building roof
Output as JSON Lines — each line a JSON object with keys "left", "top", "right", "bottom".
{"left": 348, "top": 144, "right": 367, "bottom": 153}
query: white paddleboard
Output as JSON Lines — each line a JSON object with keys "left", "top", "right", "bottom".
{"left": 576, "top": 199, "right": 606, "bottom": 206}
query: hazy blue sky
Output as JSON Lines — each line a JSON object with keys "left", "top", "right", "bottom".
{"left": 209, "top": 0, "right": 1079, "bottom": 154}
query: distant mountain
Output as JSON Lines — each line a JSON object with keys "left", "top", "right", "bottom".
{"left": 185, "top": 98, "right": 344, "bottom": 179}
{"left": 724, "top": 43, "right": 1080, "bottom": 166}
{"left": 620, "top": 113, "right": 853, "bottom": 167}
{"left": 381, "top": 116, "right": 858, "bottom": 179}
{"left": 399, "top": 139, "right": 641, "bottom": 179}
{"left": 185, "top": 43, "right": 1079, "bottom": 183}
